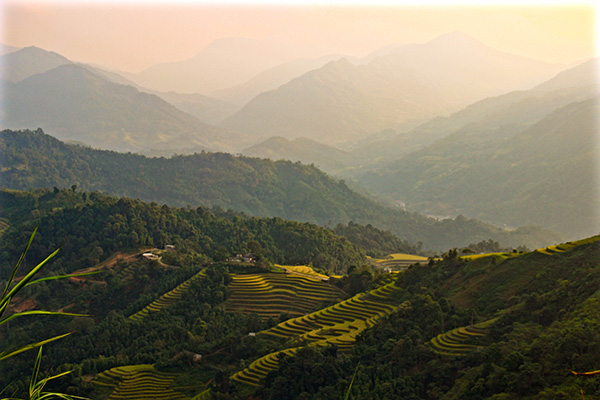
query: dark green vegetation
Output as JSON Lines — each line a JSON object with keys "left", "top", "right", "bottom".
{"left": 333, "top": 221, "right": 423, "bottom": 258}
{"left": 0, "top": 189, "right": 363, "bottom": 398}
{"left": 241, "top": 136, "right": 355, "bottom": 175}
{"left": 0, "top": 188, "right": 364, "bottom": 278}
{"left": 1, "top": 187, "right": 599, "bottom": 399}
{"left": 0, "top": 129, "right": 561, "bottom": 250}
{"left": 257, "top": 237, "right": 600, "bottom": 400}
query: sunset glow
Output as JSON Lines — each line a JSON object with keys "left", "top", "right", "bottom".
{"left": 2, "top": 3, "right": 596, "bottom": 72}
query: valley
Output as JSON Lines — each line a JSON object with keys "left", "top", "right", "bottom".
{"left": 1, "top": 7, "right": 598, "bottom": 399}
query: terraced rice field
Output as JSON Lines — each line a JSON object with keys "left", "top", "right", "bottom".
{"left": 231, "top": 281, "right": 402, "bottom": 386}
{"left": 369, "top": 253, "right": 429, "bottom": 270}
{"left": 232, "top": 348, "right": 299, "bottom": 387}
{"left": 536, "top": 235, "right": 600, "bottom": 255}
{"left": 227, "top": 273, "right": 343, "bottom": 319}
{"left": 429, "top": 318, "right": 497, "bottom": 356}
{"left": 277, "top": 264, "right": 329, "bottom": 280}
{"left": 461, "top": 252, "right": 521, "bottom": 262}
{"left": 129, "top": 270, "right": 206, "bottom": 321}
{"left": 93, "top": 364, "right": 189, "bottom": 400}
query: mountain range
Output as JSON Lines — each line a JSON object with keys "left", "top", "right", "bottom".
{"left": 1, "top": 45, "right": 71, "bottom": 82}
{"left": 2, "top": 63, "right": 238, "bottom": 152}
{"left": 0, "top": 129, "right": 562, "bottom": 251}
{"left": 349, "top": 60, "right": 599, "bottom": 238}
{"left": 126, "top": 37, "right": 302, "bottom": 94}
{"left": 210, "top": 54, "right": 347, "bottom": 106}
{"left": 241, "top": 58, "right": 598, "bottom": 239}
{"left": 220, "top": 32, "right": 564, "bottom": 145}
{"left": 1, "top": 34, "right": 567, "bottom": 151}
{"left": 0, "top": 36, "right": 595, "bottom": 241}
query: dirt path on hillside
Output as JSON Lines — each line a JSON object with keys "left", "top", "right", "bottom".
{"left": 68, "top": 248, "right": 157, "bottom": 284}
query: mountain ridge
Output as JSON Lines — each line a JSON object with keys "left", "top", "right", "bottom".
{"left": 220, "top": 33, "right": 566, "bottom": 144}
{"left": 2, "top": 63, "right": 241, "bottom": 153}
{"left": 0, "top": 128, "right": 563, "bottom": 251}
{"left": 354, "top": 96, "right": 599, "bottom": 239}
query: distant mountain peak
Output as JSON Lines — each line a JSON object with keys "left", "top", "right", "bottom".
{"left": 425, "top": 31, "right": 490, "bottom": 51}
{"left": 315, "top": 57, "right": 356, "bottom": 74}
{"left": 12, "top": 45, "right": 71, "bottom": 60}
{"left": 0, "top": 42, "right": 20, "bottom": 55}
{"left": 133, "top": 36, "right": 300, "bottom": 94}
{"left": 1, "top": 45, "right": 73, "bottom": 82}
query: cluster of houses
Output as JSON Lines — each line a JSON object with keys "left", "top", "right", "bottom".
{"left": 226, "top": 253, "right": 257, "bottom": 263}
{"left": 140, "top": 244, "right": 176, "bottom": 261}
{"left": 141, "top": 252, "right": 159, "bottom": 261}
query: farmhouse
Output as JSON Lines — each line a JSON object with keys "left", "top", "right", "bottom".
{"left": 226, "top": 253, "right": 257, "bottom": 263}
{"left": 242, "top": 253, "right": 256, "bottom": 263}
{"left": 142, "top": 252, "right": 159, "bottom": 261}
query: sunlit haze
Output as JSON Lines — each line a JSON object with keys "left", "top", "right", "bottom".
{"left": 2, "top": 3, "right": 596, "bottom": 73}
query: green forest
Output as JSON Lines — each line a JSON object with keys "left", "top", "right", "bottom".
{"left": 1, "top": 188, "right": 599, "bottom": 399}
{"left": 0, "top": 188, "right": 365, "bottom": 278}
{"left": 0, "top": 129, "right": 562, "bottom": 251}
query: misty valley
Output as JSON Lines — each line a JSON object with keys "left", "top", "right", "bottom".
{"left": 1, "top": 11, "right": 599, "bottom": 400}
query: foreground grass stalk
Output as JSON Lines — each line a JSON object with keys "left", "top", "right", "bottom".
{"left": 0, "top": 227, "right": 91, "bottom": 400}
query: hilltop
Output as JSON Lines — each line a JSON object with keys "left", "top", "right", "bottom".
{"left": 0, "top": 188, "right": 364, "bottom": 278}
{"left": 2, "top": 63, "right": 239, "bottom": 153}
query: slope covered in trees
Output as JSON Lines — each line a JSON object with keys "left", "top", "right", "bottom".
{"left": 0, "top": 129, "right": 561, "bottom": 250}
{"left": 0, "top": 188, "right": 365, "bottom": 278}
{"left": 256, "top": 237, "right": 600, "bottom": 399}
{"left": 356, "top": 96, "right": 599, "bottom": 239}
{"left": 1, "top": 186, "right": 598, "bottom": 399}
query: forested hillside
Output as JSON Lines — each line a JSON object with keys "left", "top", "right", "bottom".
{"left": 0, "top": 129, "right": 561, "bottom": 250}
{"left": 257, "top": 237, "right": 600, "bottom": 399}
{"left": 356, "top": 96, "right": 599, "bottom": 239}
{"left": 2, "top": 188, "right": 597, "bottom": 399}
{"left": 0, "top": 188, "right": 365, "bottom": 278}
{"left": 346, "top": 60, "right": 599, "bottom": 239}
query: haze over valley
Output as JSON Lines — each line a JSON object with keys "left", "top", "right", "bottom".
{"left": 1, "top": 29, "right": 597, "bottom": 241}
{"left": 1, "top": 4, "right": 599, "bottom": 400}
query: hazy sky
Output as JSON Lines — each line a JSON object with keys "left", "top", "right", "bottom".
{"left": 1, "top": 2, "right": 597, "bottom": 73}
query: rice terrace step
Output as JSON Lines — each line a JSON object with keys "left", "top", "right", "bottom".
{"left": 230, "top": 281, "right": 404, "bottom": 386}
{"left": 226, "top": 272, "right": 344, "bottom": 319}
{"left": 429, "top": 318, "right": 498, "bottom": 357}
{"left": 93, "top": 364, "right": 189, "bottom": 400}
